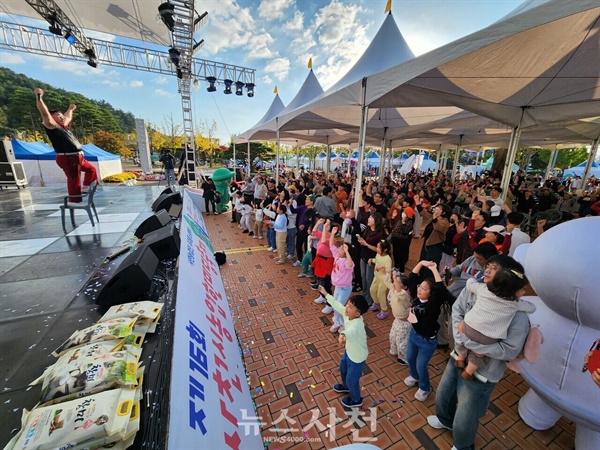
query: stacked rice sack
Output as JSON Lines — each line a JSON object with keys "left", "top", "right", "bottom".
{"left": 4, "top": 301, "right": 163, "bottom": 450}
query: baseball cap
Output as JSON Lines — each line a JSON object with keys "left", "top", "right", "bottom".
{"left": 490, "top": 205, "right": 502, "bottom": 217}
{"left": 483, "top": 225, "right": 505, "bottom": 234}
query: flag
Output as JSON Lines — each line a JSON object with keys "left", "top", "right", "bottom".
{"left": 385, "top": 0, "right": 392, "bottom": 13}
{"left": 274, "top": 86, "right": 278, "bottom": 94}
{"left": 308, "top": 58, "right": 312, "bottom": 69}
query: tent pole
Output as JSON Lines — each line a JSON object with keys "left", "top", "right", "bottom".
{"left": 544, "top": 145, "right": 558, "bottom": 182}
{"left": 295, "top": 140, "right": 299, "bottom": 175}
{"left": 353, "top": 77, "right": 369, "bottom": 216}
{"left": 379, "top": 127, "right": 387, "bottom": 184}
{"left": 500, "top": 108, "right": 525, "bottom": 197}
{"left": 387, "top": 140, "right": 393, "bottom": 179}
{"left": 451, "top": 136, "right": 463, "bottom": 185}
{"left": 475, "top": 146, "right": 481, "bottom": 167}
{"left": 233, "top": 141, "right": 236, "bottom": 170}
{"left": 276, "top": 122, "right": 280, "bottom": 186}
{"left": 247, "top": 141, "right": 250, "bottom": 177}
{"left": 433, "top": 144, "right": 441, "bottom": 175}
{"left": 326, "top": 136, "right": 331, "bottom": 174}
{"left": 581, "top": 137, "right": 599, "bottom": 190}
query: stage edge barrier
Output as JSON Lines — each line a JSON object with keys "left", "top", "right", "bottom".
{"left": 168, "top": 187, "right": 262, "bottom": 449}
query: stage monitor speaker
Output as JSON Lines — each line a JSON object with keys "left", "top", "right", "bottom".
{"left": 152, "top": 191, "right": 182, "bottom": 213}
{"left": 160, "top": 187, "right": 174, "bottom": 196}
{"left": 142, "top": 223, "right": 180, "bottom": 260}
{"left": 134, "top": 210, "right": 171, "bottom": 239}
{"left": 0, "top": 162, "right": 27, "bottom": 187}
{"left": 95, "top": 244, "right": 159, "bottom": 306}
{"left": 0, "top": 140, "right": 15, "bottom": 163}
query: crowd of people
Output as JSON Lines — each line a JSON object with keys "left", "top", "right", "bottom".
{"left": 204, "top": 165, "right": 599, "bottom": 450}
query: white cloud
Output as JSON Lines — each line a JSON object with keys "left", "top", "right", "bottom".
{"left": 290, "top": 29, "right": 316, "bottom": 56}
{"left": 154, "top": 76, "right": 169, "bottom": 85}
{"left": 258, "top": 0, "right": 294, "bottom": 21}
{"left": 1, "top": 53, "right": 25, "bottom": 64}
{"left": 84, "top": 29, "right": 117, "bottom": 42}
{"left": 264, "top": 57, "right": 290, "bottom": 81}
{"left": 155, "top": 89, "right": 175, "bottom": 97}
{"left": 101, "top": 79, "right": 121, "bottom": 88}
{"left": 40, "top": 57, "right": 104, "bottom": 77}
{"left": 129, "top": 80, "right": 144, "bottom": 88}
{"left": 313, "top": 1, "right": 366, "bottom": 47}
{"left": 285, "top": 10, "right": 304, "bottom": 31}
{"left": 261, "top": 75, "right": 273, "bottom": 86}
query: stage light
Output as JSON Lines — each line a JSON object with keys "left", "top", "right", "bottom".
{"left": 48, "top": 14, "right": 62, "bottom": 36}
{"left": 168, "top": 47, "right": 181, "bottom": 66}
{"left": 223, "top": 79, "right": 233, "bottom": 94}
{"left": 193, "top": 11, "right": 208, "bottom": 31}
{"left": 64, "top": 30, "right": 76, "bottom": 45}
{"left": 158, "top": 2, "right": 175, "bottom": 31}
{"left": 235, "top": 81, "right": 245, "bottom": 96}
{"left": 206, "top": 76, "right": 217, "bottom": 92}
{"left": 246, "top": 83, "right": 255, "bottom": 98}
{"left": 193, "top": 78, "right": 200, "bottom": 89}
{"left": 176, "top": 68, "right": 183, "bottom": 79}
{"left": 84, "top": 48, "right": 98, "bottom": 68}
{"left": 192, "top": 39, "right": 204, "bottom": 54}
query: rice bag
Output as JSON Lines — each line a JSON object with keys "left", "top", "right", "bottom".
{"left": 4, "top": 387, "right": 136, "bottom": 450}
{"left": 99, "top": 301, "right": 163, "bottom": 323}
{"left": 53, "top": 318, "right": 136, "bottom": 357}
{"left": 33, "top": 347, "right": 138, "bottom": 405}
{"left": 91, "top": 386, "right": 141, "bottom": 450}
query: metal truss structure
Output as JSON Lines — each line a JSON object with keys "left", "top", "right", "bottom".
{"left": 2, "top": 0, "right": 256, "bottom": 188}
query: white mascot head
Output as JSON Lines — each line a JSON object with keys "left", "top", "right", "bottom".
{"left": 513, "top": 217, "right": 600, "bottom": 448}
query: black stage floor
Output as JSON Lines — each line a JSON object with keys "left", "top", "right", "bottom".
{"left": 0, "top": 185, "right": 167, "bottom": 447}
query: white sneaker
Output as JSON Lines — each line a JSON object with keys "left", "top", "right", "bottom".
{"left": 298, "top": 273, "right": 308, "bottom": 278}
{"left": 252, "top": 236, "right": 258, "bottom": 239}
{"left": 266, "top": 247, "right": 273, "bottom": 251}
{"left": 314, "top": 296, "right": 326, "bottom": 304}
{"left": 321, "top": 305, "right": 333, "bottom": 314}
{"left": 427, "top": 415, "right": 452, "bottom": 430}
{"left": 330, "top": 324, "right": 341, "bottom": 333}
{"left": 292, "top": 261, "right": 302, "bottom": 267}
{"left": 404, "top": 375, "right": 418, "bottom": 387}
{"left": 286, "top": 254, "right": 294, "bottom": 259}
{"left": 258, "top": 236, "right": 264, "bottom": 239}
{"left": 272, "top": 249, "right": 278, "bottom": 253}
{"left": 415, "top": 388, "right": 431, "bottom": 402}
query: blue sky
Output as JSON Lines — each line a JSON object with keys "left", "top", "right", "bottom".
{"left": 0, "top": 0, "right": 524, "bottom": 143}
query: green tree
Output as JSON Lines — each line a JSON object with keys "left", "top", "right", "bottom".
{"left": 94, "top": 130, "right": 128, "bottom": 156}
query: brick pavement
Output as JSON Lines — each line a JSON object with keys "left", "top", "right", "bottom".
{"left": 204, "top": 213, "right": 575, "bottom": 450}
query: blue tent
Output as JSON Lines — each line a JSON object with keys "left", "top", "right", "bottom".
{"left": 12, "top": 138, "right": 122, "bottom": 186}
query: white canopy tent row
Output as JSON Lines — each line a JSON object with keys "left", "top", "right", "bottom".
{"left": 273, "top": 0, "right": 599, "bottom": 199}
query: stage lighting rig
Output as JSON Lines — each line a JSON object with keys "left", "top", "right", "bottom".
{"left": 235, "top": 81, "right": 245, "bottom": 96}
{"left": 26, "top": 0, "right": 98, "bottom": 68}
{"left": 246, "top": 83, "right": 255, "bottom": 98}
{"left": 223, "top": 79, "right": 233, "bottom": 95}
{"left": 206, "top": 76, "right": 217, "bottom": 92}
{"left": 158, "top": 2, "right": 176, "bottom": 31}
{"left": 193, "top": 11, "right": 208, "bottom": 32}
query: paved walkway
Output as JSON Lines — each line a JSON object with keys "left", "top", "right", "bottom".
{"left": 203, "top": 212, "right": 576, "bottom": 450}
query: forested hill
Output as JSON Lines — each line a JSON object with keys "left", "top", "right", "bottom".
{"left": 0, "top": 67, "right": 136, "bottom": 139}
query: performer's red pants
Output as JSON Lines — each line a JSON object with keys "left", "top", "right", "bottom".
{"left": 56, "top": 153, "right": 98, "bottom": 202}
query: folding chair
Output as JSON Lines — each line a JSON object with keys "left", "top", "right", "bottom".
{"left": 60, "top": 181, "right": 99, "bottom": 232}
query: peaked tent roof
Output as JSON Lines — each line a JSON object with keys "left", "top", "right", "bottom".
{"left": 366, "top": 0, "right": 600, "bottom": 130}
{"left": 236, "top": 93, "right": 285, "bottom": 141}
{"left": 277, "top": 11, "right": 415, "bottom": 132}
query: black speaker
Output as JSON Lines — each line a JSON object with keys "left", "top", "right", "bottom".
{"left": 152, "top": 192, "right": 182, "bottom": 214}
{"left": 141, "top": 223, "right": 180, "bottom": 260}
{"left": 95, "top": 245, "right": 159, "bottom": 306}
{"left": 134, "top": 210, "right": 171, "bottom": 239}
{"left": 160, "top": 187, "right": 174, "bottom": 196}
{"left": 0, "top": 162, "right": 27, "bottom": 187}
{"left": 1, "top": 140, "right": 15, "bottom": 163}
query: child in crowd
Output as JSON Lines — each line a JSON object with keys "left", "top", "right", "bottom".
{"left": 369, "top": 240, "right": 392, "bottom": 319}
{"left": 235, "top": 197, "right": 252, "bottom": 233}
{"left": 385, "top": 270, "right": 411, "bottom": 365}
{"left": 318, "top": 285, "right": 369, "bottom": 408}
{"left": 455, "top": 268, "right": 534, "bottom": 380}
{"left": 264, "top": 203, "right": 288, "bottom": 264}
{"left": 328, "top": 228, "right": 355, "bottom": 333}
{"left": 253, "top": 204, "right": 264, "bottom": 239}
{"left": 263, "top": 202, "right": 277, "bottom": 253}
{"left": 312, "top": 219, "right": 334, "bottom": 308}
{"left": 232, "top": 191, "right": 243, "bottom": 224}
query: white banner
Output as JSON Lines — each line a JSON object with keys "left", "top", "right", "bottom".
{"left": 168, "top": 188, "right": 262, "bottom": 450}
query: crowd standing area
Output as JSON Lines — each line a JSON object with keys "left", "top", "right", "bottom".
{"left": 201, "top": 166, "right": 599, "bottom": 450}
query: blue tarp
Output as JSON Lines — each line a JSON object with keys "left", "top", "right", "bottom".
{"left": 81, "top": 143, "right": 120, "bottom": 161}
